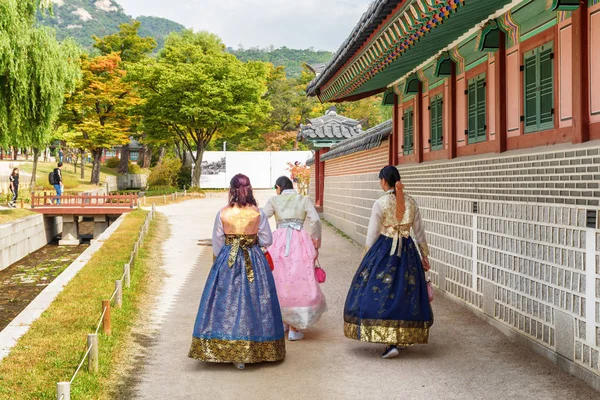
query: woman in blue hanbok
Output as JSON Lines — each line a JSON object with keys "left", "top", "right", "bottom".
{"left": 189, "top": 174, "right": 285, "bottom": 369}
{"left": 343, "top": 166, "right": 433, "bottom": 359}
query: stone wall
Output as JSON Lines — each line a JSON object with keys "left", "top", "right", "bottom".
{"left": 0, "top": 215, "right": 62, "bottom": 271}
{"left": 319, "top": 141, "right": 600, "bottom": 388}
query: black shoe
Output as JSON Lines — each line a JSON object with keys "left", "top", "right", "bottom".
{"left": 382, "top": 345, "right": 400, "bottom": 359}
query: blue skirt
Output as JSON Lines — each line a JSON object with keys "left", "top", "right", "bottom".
{"left": 343, "top": 235, "right": 433, "bottom": 345}
{"left": 188, "top": 240, "right": 285, "bottom": 363}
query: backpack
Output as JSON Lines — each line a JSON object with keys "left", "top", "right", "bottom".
{"left": 49, "top": 171, "right": 57, "bottom": 185}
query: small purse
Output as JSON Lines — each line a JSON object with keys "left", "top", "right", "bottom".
{"left": 426, "top": 279, "right": 434, "bottom": 302}
{"left": 263, "top": 250, "right": 275, "bottom": 271}
{"left": 314, "top": 259, "right": 326, "bottom": 283}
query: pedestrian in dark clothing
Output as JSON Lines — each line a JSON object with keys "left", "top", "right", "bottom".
{"left": 9, "top": 168, "right": 19, "bottom": 208}
{"left": 53, "top": 162, "right": 63, "bottom": 205}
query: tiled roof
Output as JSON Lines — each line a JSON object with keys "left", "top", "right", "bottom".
{"left": 297, "top": 110, "right": 363, "bottom": 143}
{"left": 306, "top": 63, "right": 327, "bottom": 76}
{"left": 306, "top": 0, "right": 399, "bottom": 97}
{"left": 320, "top": 119, "right": 392, "bottom": 162}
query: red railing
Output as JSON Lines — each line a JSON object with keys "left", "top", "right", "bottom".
{"left": 31, "top": 192, "right": 138, "bottom": 209}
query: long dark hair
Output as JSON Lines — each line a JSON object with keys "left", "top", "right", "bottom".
{"left": 11, "top": 168, "right": 18, "bottom": 176}
{"left": 275, "top": 176, "right": 293, "bottom": 193}
{"left": 378, "top": 166, "right": 401, "bottom": 190}
{"left": 228, "top": 174, "right": 257, "bottom": 207}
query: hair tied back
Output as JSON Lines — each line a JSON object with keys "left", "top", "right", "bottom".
{"left": 395, "top": 181, "right": 406, "bottom": 222}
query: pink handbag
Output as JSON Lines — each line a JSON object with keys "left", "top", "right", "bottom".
{"left": 426, "top": 279, "right": 434, "bottom": 302}
{"left": 315, "top": 259, "right": 326, "bottom": 283}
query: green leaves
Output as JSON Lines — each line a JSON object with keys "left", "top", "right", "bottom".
{"left": 129, "top": 30, "right": 271, "bottom": 186}
{"left": 0, "top": 0, "right": 81, "bottom": 148}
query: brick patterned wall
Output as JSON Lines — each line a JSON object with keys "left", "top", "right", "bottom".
{"left": 319, "top": 141, "right": 600, "bottom": 382}
{"left": 325, "top": 140, "right": 388, "bottom": 177}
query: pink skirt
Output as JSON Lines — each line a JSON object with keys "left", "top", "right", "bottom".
{"left": 269, "top": 228, "right": 326, "bottom": 329}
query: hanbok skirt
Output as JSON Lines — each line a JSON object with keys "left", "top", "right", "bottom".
{"left": 343, "top": 235, "right": 433, "bottom": 345}
{"left": 269, "top": 227, "right": 326, "bottom": 329}
{"left": 189, "top": 235, "right": 286, "bottom": 363}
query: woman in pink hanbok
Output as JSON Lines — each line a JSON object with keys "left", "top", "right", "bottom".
{"left": 263, "top": 176, "right": 326, "bottom": 340}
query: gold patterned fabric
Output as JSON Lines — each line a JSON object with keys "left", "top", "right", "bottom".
{"left": 225, "top": 234, "right": 258, "bottom": 283}
{"left": 189, "top": 337, "right": 285, "bottom": 363}
{"left": 344, "top": 322, "right": 429, "bottom": 345}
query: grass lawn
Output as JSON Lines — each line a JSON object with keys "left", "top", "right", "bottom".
{"left": 0, "top": 209, "right": 165, "bottom": 399}
{"left": 0, "top": 209, "right": 35, "bottom": 225}
{"left": 18, "top": 162, "right": 118, "bottom": 193}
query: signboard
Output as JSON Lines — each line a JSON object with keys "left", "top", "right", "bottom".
{"left": 197, "top": 151, "right": 312, "bottom": 189}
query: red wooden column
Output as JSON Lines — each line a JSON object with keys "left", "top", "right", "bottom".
{"left": 447, "top": 63, "right": 457, "bottom": 160}
{"left": 572, "top": 0, "right": 590, "bottom": 144}
{"left": 495, "top": 32, "right": 507, "bottom": 153}
{"left": 415, "top": 82, "right": 423, "bottom": 163}
{"left": 314, "top": 149, "right": 322, "bottom": 208}
{"left": 390, "top": 94, "right": 400, "bottom": 165}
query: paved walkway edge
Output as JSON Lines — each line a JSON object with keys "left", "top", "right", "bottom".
{"left": 0, "top": 214, "right": 126, "bottom": 361}
{"left": 437, "top": 290, "right": 600, "bottom": 392}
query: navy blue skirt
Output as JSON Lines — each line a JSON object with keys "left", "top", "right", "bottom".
{"left": 189, "top": 238, "right": 285, "bottom": 363}
{"left": 343, "top": 235, "right": 433, "bottom": 345}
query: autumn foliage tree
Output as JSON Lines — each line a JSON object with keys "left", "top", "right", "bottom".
{"left": 60, "top": 53, "right": 142, "bottom": 184}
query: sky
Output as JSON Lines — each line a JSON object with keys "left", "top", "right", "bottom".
{"left": 117, "top": 0, "right": 374, "bottom": 51}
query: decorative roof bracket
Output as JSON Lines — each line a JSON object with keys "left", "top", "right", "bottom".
{"left": 550, "top": 0, "right": 581, "bottom": 11}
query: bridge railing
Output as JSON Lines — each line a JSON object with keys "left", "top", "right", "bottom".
{"left": 30, "top": 192, "right": 138, "bottom": 209}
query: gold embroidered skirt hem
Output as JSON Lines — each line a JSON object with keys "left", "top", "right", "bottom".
{"left": 188, "top": 337, "right": 286, "bottom": 363}
{"left": 344, "top": 322, "right": 429, "bottom": 345}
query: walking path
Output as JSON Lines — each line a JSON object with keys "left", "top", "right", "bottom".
{"left": 132, "top": 192, "right": 599, "bottom": 400}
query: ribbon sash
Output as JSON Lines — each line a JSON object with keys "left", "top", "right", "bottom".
{"left": 225, "top": 234, "right": 258, "bottom": 283}
{"left": 277, "top": 219, "right": 304, "bottom": 257}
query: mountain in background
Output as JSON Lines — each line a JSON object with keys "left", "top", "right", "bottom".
{"left": 36, "top": 0, "right": 185, "bottom": 51}
{"left": 228, "top": 47, "right": 332, "bottom": 79}
{"left": 36, "top": 1, "right": 331, "bottom": 77}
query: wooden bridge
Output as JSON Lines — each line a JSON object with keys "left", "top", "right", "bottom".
{"left": 30, "top": 192, "right": 138, "bottom": 245}
{"left": 30, "top": 192, "right": 138, "bottom": 216}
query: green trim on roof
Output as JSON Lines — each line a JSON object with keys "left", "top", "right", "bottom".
{"left": 382, "top": 88, "right": 395, "bottom": 106}
{"left": 404, "top": 74, "right": 421, "bottom": 95}
{"left": 476, "top": 20, "right": 502, "bottom": 52}
{"left": 550, "top": 0, "right": 581, "bottom": 11}
{"left": 520, "top": 19, "right": 557, "bottom": 42}
{"left": 435, "top": 52, "right": 454, "bottom": 77}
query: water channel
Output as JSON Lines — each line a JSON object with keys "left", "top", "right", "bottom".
{"left": 0, "top": 222, "right": 93, "bottom": 331}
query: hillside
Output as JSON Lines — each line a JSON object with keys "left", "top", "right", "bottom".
{"left": 36, "top": 0, "right": 185, "bottom": 50}
{"left": 228, "top": 47, "right": 332, "bottom": 78}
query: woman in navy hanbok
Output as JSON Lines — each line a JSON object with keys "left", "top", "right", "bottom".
{"left": 343, "top": 166, "right": 433, "bottom": 359}
{"left": 189, "top": 174, "right": 285, "bottom": 369}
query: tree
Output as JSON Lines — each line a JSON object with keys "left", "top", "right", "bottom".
{"left": 60, "top": 53, "right": 142, "bottom": 184}
{"left": 0, "top": 0, "right": 81, "bottom": 189}
{"left": 129, "top": 30, "right": 270, "bottom": 187}
{"left": 93, "top": 21, "right": 157, "bottom": 63}
{"left": 93, "top": 21, "right": 156, "bottom": 174}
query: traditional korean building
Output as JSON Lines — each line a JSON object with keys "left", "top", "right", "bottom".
{"left": 307, "top": 0, "right": 600, "bottom": 388}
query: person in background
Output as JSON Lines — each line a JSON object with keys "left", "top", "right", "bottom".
{"left": 343, "top": 165, "right": 433, "bottom": 359}
{"left": 8, "top": 168, "right": 19, "bottom": 208}
{"left": 58, "top": 148, "right": 64, "bottom": 163}
{"left": 188, "top": 174, "right": 285, "bottom": 370}
{"left": 53, "top": 162, "right": 63, "bottom": 205}
{"left": 263, "top": 176, "right": 325, "bottom": 341}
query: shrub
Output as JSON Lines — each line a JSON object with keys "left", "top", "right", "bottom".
{"left": 144, "top": 186, "right": 178, "bottom": 196}
{"left": 104, "top": 157, "right": 120, "bottom": 168}
{"left": 147, "top": 158, "right": 181, "bottom": 188}
{"left": 128, "top": 162, "right": 143, "bottom": 174}
{"left": 177, "top": 165, "right": 192, "bottom": 189}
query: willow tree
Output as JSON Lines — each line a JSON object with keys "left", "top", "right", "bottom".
{"left": 0, "top": 0, "right": 81, "bottom": 188}
{"left": 129, "top": 30, "right": 271, "bottom": 187}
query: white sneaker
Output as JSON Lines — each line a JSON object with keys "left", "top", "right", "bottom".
{"left": 382, "top": 345, "right": 400, "bottom": 359}
{"left": 288, "top": 330, "right": 305, "bottom": 341}
{"left": 233, "top": 362, "right": 245, "bottom": 370}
